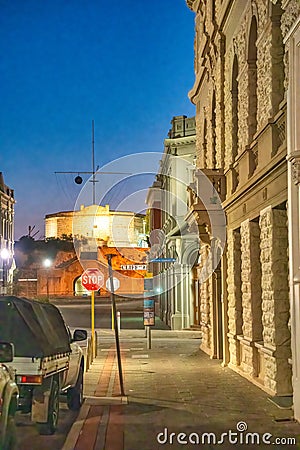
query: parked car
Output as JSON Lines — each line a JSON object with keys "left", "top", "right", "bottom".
{"left": 0, "top": 296, "right": 87, "bottom": 435}
{"left": 0, "top": 342, "right": 19, "bottom": 450}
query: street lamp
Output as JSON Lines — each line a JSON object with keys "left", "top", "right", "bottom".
{"left": 1, "top": 248, "right": 10, "bottom": 296}
{"left": 43, "top": 259, "right": 52, "bottom": 300}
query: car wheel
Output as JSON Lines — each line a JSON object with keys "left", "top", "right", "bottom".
{"left": 37, "top": 379, "right": 59, "bottom": 435}
{"left": 67, "top": 367, "right": 84, "bottom": 411}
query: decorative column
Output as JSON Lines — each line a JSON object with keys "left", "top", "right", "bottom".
{"left": 289, "top": 156, "right": 300, "bottom": 416}
{"left": 171, "top": 263, "right": 184, "bottom": 330}
{"left": 171, "top": 263, "right": 190, "bottom": 330}
{"left": 239, "top": 219, "right": 262, "bottom": 377}
{"left": 259, "top": 206, "right": 291, "bottom": 395}
{"left": 198, "top": 243, "right": 212, "bottom": 355}
{"left": 227, "top": 229, "right": 242, "bottom": 368}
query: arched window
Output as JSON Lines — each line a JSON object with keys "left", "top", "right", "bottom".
{"left": 248, "top": 16, "right": 258, "bottom": 143}
{"left": 232, "top": 55, "right": 239, "bottom": 160}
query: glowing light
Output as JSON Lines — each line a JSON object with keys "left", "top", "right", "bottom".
{"left": 43, "top": 258, "right": 52, "bottom": 268}
{"left": 0, "top": 248, "right": 9, "bottom": 260}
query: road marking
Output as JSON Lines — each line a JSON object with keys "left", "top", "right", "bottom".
{"left": 85, "top": 396, "right": 128, "bottom": 405}
{"left": 100, "top": 348, "right": 131, "bottom": 352}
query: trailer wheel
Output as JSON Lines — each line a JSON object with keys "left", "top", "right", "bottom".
{"left": 67, "top": 366, "right": 84, "bottom": 411}
{"left": 37, "top": 379, "right": 59, "bottom": 435}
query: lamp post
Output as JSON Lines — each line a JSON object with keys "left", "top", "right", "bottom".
{"left": 1, "top": 248, "right": 9, "bottom": 296}
{"left": 43, "top": 258, "right": 52, "bottom": 300}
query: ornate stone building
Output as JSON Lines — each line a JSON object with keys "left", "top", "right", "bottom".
{"left": 186, "top": 0, "right": 300, "bottom": 399}
{"left": 147, "top": 115, "right": 197, "bottom": 329}
{"left": 284, "top": 0, "right": 300, "bottom": 422}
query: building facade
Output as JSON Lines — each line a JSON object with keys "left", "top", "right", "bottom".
{"left": 0, "top": 172, "right": 15, "bottom": 294}
{"left": 284, "top": 0, "right": 300, "bottom": 422}
{"left": 147, "top": 116, "right": 197, "bottom": 329}
{"left": 186, "top": 0, "right": 300, "bottom": 398}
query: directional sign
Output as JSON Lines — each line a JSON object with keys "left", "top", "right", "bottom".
{"left": 149, "top": 258, "right": 177, "bottom": 263}
{"left": 106, "top": 277, "right": 120, "bottom": 292}
{"left": 81, "top": 268, "right": 104, "bottom": 291}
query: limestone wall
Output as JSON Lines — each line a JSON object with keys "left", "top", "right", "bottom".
{"left": 188, "top": 0, "right": 292, "bottom": 394}
{"left": 226, "top": 206, "right": 291, "bottom": 394}
{"left": 259, "top": 206, "right": 291, "bottom": 393}
{"left": 198, "top": 244, "right": 213, "bottom": 355}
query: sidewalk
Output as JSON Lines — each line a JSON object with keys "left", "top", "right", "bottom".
{"left": 63, "top": 329, "right": 300, "bottom": 449}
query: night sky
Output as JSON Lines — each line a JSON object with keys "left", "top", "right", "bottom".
{"left": 0, "top": 0, "right": 195, "bottom": 239}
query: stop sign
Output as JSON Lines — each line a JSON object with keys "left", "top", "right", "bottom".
{"left": 81, "top": 268, "right": 104, "bottom": 291}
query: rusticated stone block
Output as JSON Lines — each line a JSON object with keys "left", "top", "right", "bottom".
{"left": 259, "top": 207, "right": 291, "bottom": 394}
{"left": 241, "top": 219, "right": 262, "bottom": 342}
{"left": 240, "top": 343, "right": 258, "bottom": 377}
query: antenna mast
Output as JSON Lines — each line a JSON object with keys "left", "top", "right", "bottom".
{"left": 91, "top": 120, "right": 96, "bottom": 204}
{"left": 55, "top": 121, "right": 132, "bottom": 205}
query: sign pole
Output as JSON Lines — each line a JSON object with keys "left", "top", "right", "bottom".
{"left": 81, "top": 268, "right": 104, "bottom": 359}
{"left": 107, "top": 254, "right": 125, "bottom": 396}
{"left": 91, "top": 290, "right": 95, "bottom": 358}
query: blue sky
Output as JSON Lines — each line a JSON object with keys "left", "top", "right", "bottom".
{"left": 0, "top": 0, "right": 196, "bottom": 239}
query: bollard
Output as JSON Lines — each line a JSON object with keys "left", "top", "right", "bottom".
{"left": 86, "top": 337, "right": 91, "bottom": 371}
{"left": 147, "top": 326, "right": 152, "bottom": 349}
{"left": 95, "top": 330, "right": 98, "bottom": 357}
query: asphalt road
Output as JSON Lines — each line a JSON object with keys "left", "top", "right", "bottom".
{"left": 55, "top": 297, "right": 169, "bottom": 330}
{"left": 57, "top": 298, "right": 145, "bottom": 330}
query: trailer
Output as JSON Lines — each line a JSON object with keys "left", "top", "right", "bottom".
{"left": 0, "top": 296, "right": 87, "bottom": 435}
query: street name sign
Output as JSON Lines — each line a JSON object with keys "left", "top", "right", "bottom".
{"left": 149, "top": 258, "right": 177, "bottom": 263}
{"left": 81, "top": 268, "right": 104, "bottom": 291}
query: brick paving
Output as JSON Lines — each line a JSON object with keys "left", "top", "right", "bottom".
{"left": 63, "top": 329, "right": 300, "bottom": 450}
